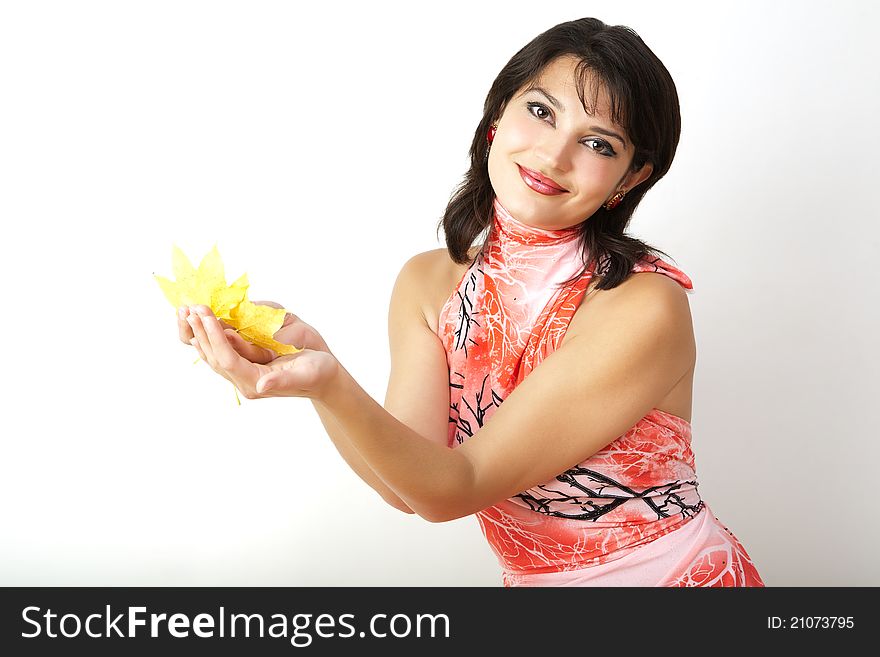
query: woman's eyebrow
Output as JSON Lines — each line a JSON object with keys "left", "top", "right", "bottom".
{"left": 589, "top": 125, "right": 627, "bottom": 149}
{"left": 523, "top": 84, "right": 628, "bottom": 149}
{"left": 524, "top": 84, "right": 566, "bottom": 112}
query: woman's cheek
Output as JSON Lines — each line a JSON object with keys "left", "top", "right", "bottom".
{"left": 503, "top": 120, "right": 541, "bottom": 151}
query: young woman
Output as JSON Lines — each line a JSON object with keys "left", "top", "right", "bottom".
{"left": 176, "top": 17, "right": 764, "bottom": 587}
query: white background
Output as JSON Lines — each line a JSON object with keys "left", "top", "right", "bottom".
{"left": 1, "top": 0, "right": 877, "bottom": 586}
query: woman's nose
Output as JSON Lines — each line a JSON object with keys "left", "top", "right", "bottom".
{"left": 533, "top": 133, "right": 571, "bottom": 171}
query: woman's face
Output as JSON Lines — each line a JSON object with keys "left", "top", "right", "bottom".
{"left": 488, "top": 55, "right": 653, "bottom": 230}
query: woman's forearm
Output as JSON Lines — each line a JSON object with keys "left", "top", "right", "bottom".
{"left": 310, "top": 398, "right": 415, "bottom": 514}
{"left": 316, "top": 362, "right": 473, "bottom": 523}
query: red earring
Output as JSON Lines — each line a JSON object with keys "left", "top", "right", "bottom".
{"left": 487, "top": 123, "right": 497, "bottom": 144}
{"left": 603, "top": 190, "right": 626, "bottom": 210}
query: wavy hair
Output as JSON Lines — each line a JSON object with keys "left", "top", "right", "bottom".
{"left": 437, "top": 17, "right": 681, "bottom": 290}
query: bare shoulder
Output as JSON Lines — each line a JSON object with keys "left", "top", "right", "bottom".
{"left": 409, "top": 245, "right": 479, "bottom": 275}
{"left": 397, "top": 247, "right": 448, "bottom": 276}
{"left": 566, "top": 270, "right": 694, "bottom": 347}
{"left": 397, "top": 246, "right": 480, "bottom": 334}
{"left": 392, "top": 248, "right": 453, "bottom": 330}
{"left": 622, "top": 270, "right": 692, "bottom": 308}
{"left": 396, "top": 247, "right": 451, "bottom": 295}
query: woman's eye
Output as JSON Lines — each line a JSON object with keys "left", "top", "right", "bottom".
{"left": 527, "top": 102, "right": 551, "bottom": 120}
{"left": 584, "top": 138, "right": 616, "bottom": 157}
{"left": 527, "top": 101, "right": 617, "bottom": 157}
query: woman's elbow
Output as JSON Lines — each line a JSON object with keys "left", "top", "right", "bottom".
{"left": 420, "top": 500, "right": 472, "bottom": 523}
{"left": 381, "top": 493, "right": 417, "bottom": 515}
{"left": 396, "top": 499, "right": 459, "bottom": 523}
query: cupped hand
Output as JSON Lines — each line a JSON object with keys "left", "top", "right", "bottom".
{"left": 178, "top": 300, "right": 333, "bottom": 364}
{"left": 180, "top": 304, "right": 340, "bottom": 399}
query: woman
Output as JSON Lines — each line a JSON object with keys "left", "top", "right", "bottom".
{"left": 177, "top": 17, "right": 764, "bottom": 587}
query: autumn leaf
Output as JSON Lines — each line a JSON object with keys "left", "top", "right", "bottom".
{"left": 153, "top": 244, "right": 301, "bottom": 356}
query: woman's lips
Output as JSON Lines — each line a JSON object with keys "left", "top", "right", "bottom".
{"left": 517, "top": 165, "right": 568, "bottom": 195}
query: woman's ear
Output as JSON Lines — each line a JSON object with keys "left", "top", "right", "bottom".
{"left": 624, "top": 161, "right": 654, "bottom": 191}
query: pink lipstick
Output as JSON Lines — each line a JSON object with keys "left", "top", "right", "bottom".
{"left": 517, "top": 165, "right": 568, "bottom": 196}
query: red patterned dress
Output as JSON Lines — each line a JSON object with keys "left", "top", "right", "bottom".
{"left": 437, "top": 197, "right": 764, "bottom": 587}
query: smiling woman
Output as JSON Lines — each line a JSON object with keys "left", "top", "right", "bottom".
{"left": 488, "top": 55, "right": 655, "bottom": 228}
{"left": 179, "top": 16, "right": 764, "bottom": 588}
{"left": 444, "top": 20, "right": 683, "bottom": 291}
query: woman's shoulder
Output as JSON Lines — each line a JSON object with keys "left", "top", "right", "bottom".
{"left": 565, "top": 263, "right": 693, "bottom": 346}
{"left": 400, "top": 246, "right": 480, "bottom": 335}
{"left": 405, "top": 246, "right": 481, "bottom": 284}
{"left": 397, "top": 247, "right": 457, "bottom": 286}
{"left": 418, "top": 244, "right": 482, "bottom": 263}
{"left": 394, "top": 248, "right": 453, "bottom": 290}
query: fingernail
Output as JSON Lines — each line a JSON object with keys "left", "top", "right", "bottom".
{"left": 178, "top": 307, "right": 185, "bottom": 319}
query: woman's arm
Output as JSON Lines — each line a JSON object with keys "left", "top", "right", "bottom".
{"left": 310, "top": 398, "right": 415, "bottom": 514}
{"left": 315, "top": 272, "right": 695, "bottom": 523}
{"left": 309, "top": 250, "right": 454, "bottom": 517}
{"left": 335, "top": 249, "right": 471, "bottom": 520}
{"left": 318, "top": 362, "right": 475, "bottom": 523}
{"left": 185, "top": 267, "right": 693, "bottom": 524}
{"left": 179, "top": 302, "right": 415, "bottom": 513}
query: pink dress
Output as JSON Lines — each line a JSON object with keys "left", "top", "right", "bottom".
{"left": 437, "top": 197, "right": 764, "bottom": 587}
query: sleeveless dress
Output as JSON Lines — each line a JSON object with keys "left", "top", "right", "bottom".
{"left": 437, "top": 197, "right": 764, "bottom": 587}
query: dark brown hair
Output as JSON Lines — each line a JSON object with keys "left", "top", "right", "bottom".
{"left": 437, "top": 17, "right": 681, "bottom": 290}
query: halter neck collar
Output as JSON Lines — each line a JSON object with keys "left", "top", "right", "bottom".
{"left": 491, "top": 197, "right": 582, "bottom": 247}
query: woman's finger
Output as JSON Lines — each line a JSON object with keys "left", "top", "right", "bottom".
{"left": 256, "top": 350, "right": 337, "bottom": 398}
{"left": 190, "top": 337, "right": 206, "bottom": 361}
{"left": 256, "top": 358, "right": 310, "bottom": 396}
{"left": 178, "top": 306, "right": 194, "bottom": 344}
{"left": 250, "top": 299, "right": 284, "bottom": 310}
{"left": 193, "top": 306, "right": 250, "bottom": 375}
{"left": 250, "top": 300, "right": 299, "bottom": 328}
{"left": 225, "top": 329, "right": 276, "bottom": 364}
{"left": 186, "top": 311, "right": 217, "bottom": 368}
{"left": 191, "top": 337, "right": 232, "bottom": 384}
{"left": 181, "top": 305, "right": 240, "bottom": 346}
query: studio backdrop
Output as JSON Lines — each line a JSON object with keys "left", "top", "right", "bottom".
{"left": 1, "top": 0, "right": 877, "bottom": 586}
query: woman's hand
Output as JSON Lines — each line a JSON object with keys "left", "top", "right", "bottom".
{"left": 178, "top": 300, "right": 334, "bottom": 364}
{"left": 177, "top": 303, "right": 339, "bottom": 400}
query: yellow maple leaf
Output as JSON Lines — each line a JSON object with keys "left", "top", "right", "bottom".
{"left": 153, "top": 244, "right": 301, "bottom": 357}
